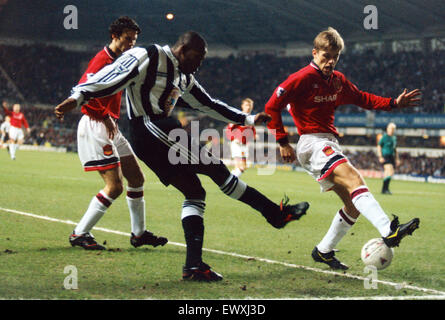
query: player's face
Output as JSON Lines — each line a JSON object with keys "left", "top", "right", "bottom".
{"left": 241, "top": 101, "right": 253, "bottom": 114}
{"left": 112, "top": 29, "right": 138, "bottom": 53}
{"left": 178, "top": 47, "right": 206, "bottom": 74}
{"left": 13, "top": 104, "right": 20, "bottom": 113}
{"left": 312, "top": 48, "right": 340, "bottom": 77}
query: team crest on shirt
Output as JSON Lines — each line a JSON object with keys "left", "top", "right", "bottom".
{"left": 333, "top": 77, "right": 343, "bottom": 93}
{"left": 323, "top": 146, "right": 335, "bottom": 156}
{"left": 103, "top": 144, "right": 113, "bottom": 156}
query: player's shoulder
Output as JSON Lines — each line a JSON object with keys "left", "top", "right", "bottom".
{"left": 284, "top": 64, "right": 316, "bottom": 86}
{"left": 333, "top": 70, "right": 348, "bottom": 81}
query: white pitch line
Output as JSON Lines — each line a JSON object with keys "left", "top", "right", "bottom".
{"left": 1, "top": 206, "right": 445, "bottom": 297}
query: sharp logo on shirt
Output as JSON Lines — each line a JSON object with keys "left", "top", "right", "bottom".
{"left": 276, "top": 87, "right": 286, "bottom": 98}
{"left": 103, "top": 144, "right": 113, "bottom": 156}
{"left": 314, "top": 94, "right": 337, "bottom": 103}
{"left": 323, "top": 146, "right": 335, "bottom": 156}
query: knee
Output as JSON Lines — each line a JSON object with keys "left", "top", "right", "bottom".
{"left": 107, "top": 181, "right": 124, "bottom": 199}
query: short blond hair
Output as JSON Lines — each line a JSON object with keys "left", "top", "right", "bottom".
{"left": 242, "top": 98, "right": 254, "bottom": 106}
{"left": 313, "top": 27, "right": 344, "bottom": 52}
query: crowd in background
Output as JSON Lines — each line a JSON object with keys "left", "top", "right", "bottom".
{"left": 1, "top": 43, "right": 445, "bottom": 176}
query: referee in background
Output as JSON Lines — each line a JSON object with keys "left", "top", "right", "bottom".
{"left": 377, "top": 122, "right": 400, "bottom": 195}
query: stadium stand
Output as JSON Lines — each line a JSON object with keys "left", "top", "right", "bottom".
{"left": 0, "top": 43, "right": 444, "bottom": 177}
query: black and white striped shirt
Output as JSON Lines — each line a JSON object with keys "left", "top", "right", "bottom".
{"left": 70, "top": 44, "right": 255, "bottom": 126}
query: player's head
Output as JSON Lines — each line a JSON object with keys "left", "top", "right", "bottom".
{"left": 241, "top": 98, "right": 254, "bottom": 114}
{"left": 312, "top": 27, "right": 344, "bottom": 77}
{"left": 387, "top": 122, "right": 397, "bottom": 135}
{"left": 172, "top": 31, "right": 207, "bottom": 74}
{"left": 5, "top": 115, "right": 10, "bottom": 123}
{"left": 12, "top": 103, "right": 20, "bottom": 112}
{"left": 109, "top": 16, "right": 141, "bottom": 53}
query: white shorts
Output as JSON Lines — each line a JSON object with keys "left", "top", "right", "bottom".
{"left": 77, "top": 115, "right": 135, "bottom": 171}
{"left": 296, "top": 133, "right": 348, "bottom": 192}
{"left": 230, "top": 140, "right": 249, "bottom": 159}
{"left": 8, "top": 126, "right": 24, "bottom": 141}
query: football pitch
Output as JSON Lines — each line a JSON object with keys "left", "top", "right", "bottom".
{"left": 1, "top": 149, "right": 445, "bottom": 300}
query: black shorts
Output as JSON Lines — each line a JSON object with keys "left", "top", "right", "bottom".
{"left": 382, "top": 155, "right": 395, "bottom": 166}
{"left": 129, "top": 116, "right": 225, "bottom": 186}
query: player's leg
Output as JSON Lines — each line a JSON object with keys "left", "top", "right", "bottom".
{"left": 382, "top": 163, "right": 394, "bottom": 194}
{"left": 231, "top": 157, "right": 247, "bottom": 177}
{"left": 70, "top": 115, "right": 122, "bottom": 250}
{"left": 331, "top": 162, "right": 419, "bottom": 247}
{"left": 191, "top": 151, "right": 309, "bottom": 229}
{"left": 312, "top": 184, "right": 360, "bottom": 270}
{"left": 7, "top": 127, "right": 20, "bottom": 160}
{"left": 70, "top": 167, "right": 123, "bottom": 250}
{"left": 120, "top": 154, "right": 167, "bottom": 247}
{"left": 168, "top": 170, "right": 223, "bottom": 281}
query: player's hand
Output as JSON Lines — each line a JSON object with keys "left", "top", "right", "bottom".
{"left": 54, "top": 98, "right": 77, "bottom": 120}
{"left": 378, "top": 156, "right": 384, "bottom": 163}
{"left": 395, "top": 89, "right": 422, "bottom": 108}
{"left": 254, "top": 112, "right": 272, "bottom": 125}
{"left": 103, "top": 116, "right": 118, "bottom": 140}
{"left": 279, "top": 143, "right": 297, "bottom": 163}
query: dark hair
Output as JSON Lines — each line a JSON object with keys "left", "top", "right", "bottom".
{"left": 109, "top": 16, "right": 141, "bottom": 38}
{"left": 174, "top": 31, "right": 207, "bottom": 54}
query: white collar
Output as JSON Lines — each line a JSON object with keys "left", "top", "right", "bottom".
{"left": 162, "top": 45, "right": 179, "bottom": 69}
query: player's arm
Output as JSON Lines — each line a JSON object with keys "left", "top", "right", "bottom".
{"left": 265, "top": 75, "right": 302, "bottom": 163}
{"left": 377, "top": 141, "right": 384, "bottom": 163}
{"left": 22, "top": 116, "right": 31, "bottom": 134}
{"left": 341, "top": 76, "right": 422, "bottom": 111}
{"left": 55, "top": 50, "right": 142, "bottom": 120}
{"left": 180, "top": 79, "right": 271, "bottom": 126}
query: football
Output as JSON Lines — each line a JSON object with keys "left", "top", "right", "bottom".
{"left": 361, "top": 238, "right": 394, "bottom": 270}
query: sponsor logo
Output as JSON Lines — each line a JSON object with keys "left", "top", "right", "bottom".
{"left": 314, "top": 94, "right": 337, "bottom": 103}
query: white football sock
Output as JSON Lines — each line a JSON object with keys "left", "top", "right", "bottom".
{"left": 74, "top": 190, "right": 113, "bottom": 235}
{"left": 10, "top": 143, "right": 17, "bottom": 159}
{"left": 126, "top": 186, "right": 146, "bottom": 237}
{"left": 351, "top": 186, "right": 391, "bottom": 237}
{"left": 317, "top": 208, "right": 356, "bottom": 253}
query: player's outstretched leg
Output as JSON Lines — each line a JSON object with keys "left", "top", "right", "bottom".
{"left": 219, "top": 174, "right": 309, "bottom": 229}
{"left": 382, "top": 215, "right": 420, "bottom": 247}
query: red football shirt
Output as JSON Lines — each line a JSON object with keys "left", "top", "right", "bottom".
{"left": 265, "top": 61, "right": 395, "bottom": 141}
{"left": 2, "top": 107, "right": 29, "bottom": 129}
{"left": 225, "top": 123, "right": 256, "bottom": 145}
{"left": 79, "top": 46, "right": 122, "bottom": 120}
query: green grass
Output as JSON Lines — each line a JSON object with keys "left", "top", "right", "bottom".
{"left": 0, "top": 149, "right": 444, "bottom": 300}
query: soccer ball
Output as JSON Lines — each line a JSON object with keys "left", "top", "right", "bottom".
{"left": 361, "top": 238, "right": 394, "bottom": 270}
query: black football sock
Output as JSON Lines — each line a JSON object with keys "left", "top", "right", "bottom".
{"left": 238, "top": 186, "right": 281, "bottom": 224}
{"left": 182, "top": 215, "right": 204, "bottom": 268}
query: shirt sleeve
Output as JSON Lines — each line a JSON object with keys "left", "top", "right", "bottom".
{"left": 21, "top": 115, "right": 29, "bottom": 129}
{"left": 69, "top": 51, "right": 141, "bottom": 108}
{"left": 340, "top": 75, "right": 394, "bottom": 111}
{"left": 265, "top": 73, "right": 304, "bottom": 144}
{"left": 180, "top": 78, "right": 253, "bottom": 125}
